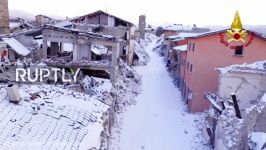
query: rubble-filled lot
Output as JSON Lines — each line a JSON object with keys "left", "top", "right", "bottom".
{"left": 0, "top": 77, "right": 112, "bottom": 150}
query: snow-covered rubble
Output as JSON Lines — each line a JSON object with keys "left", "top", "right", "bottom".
{"left": 133, "top": 34, "right": 159, "bottom": 66}
{"left": 111, "top": 59, "right": 141, "bottom": 113}
{"left": 249, "top": 132, "right": 266, "bottom": 150}
{"left": 0, "top": 77, "right": 112, "bottom": 150}
{"left": 212, "top": 93, "right": 266, "bottom": 150}
{"left": 91, "top": 45, "right": 109, "bottom": 55}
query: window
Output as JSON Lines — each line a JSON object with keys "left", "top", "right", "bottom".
{"left": 123, "top": 47, "right": 127, "bottom": 55}
{"left": 234, "top": 46, "right": 243, "bottom": 56}
{"left": 188, "top": 43, "right": 191, "bottom": 51}
{"left": 192, "top": 43, "right": 195, "bottom": 52}
{"left": 187, "top": 62, "right": 189, "bottom": 69}
{"left": 188, "top": 89, "right": 193, "bottom": 100}
{"left": 190, "top": 64, "right": 193, "bottom": 72}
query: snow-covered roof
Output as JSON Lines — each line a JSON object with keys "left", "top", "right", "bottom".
{"left": 173, "top": 45, "right": 188, "bottom": 52}
{"left": 0, "top": 79, "right": 112, "bottom": 149}
{"left": 54, "top": 20, "right": 73, "bottom": 27}
{"left": 164, "top": 24, "right": 193, "bottom": 31}
{"left": 72, "top": 10, "right": 134, "bottom": 27}
{"left": 178, "top": 32, "right": 201, "bottom": 38}
{"left": 43, "top": 25, "right": 115, "bottom": 41}
{"left": 91, "top": 45, "right": 108, "bottom": 55}
{"left": 99, "top": 26, "right": 127, "bottom": 39}
{"left": 167, "top": 32, "right": 202, "bottom": 41}
{"left": 9, "top": 22, "right": 22, "bottom": 29}
{"left": 217, "top": 60, "right": 266, "bottom": 74}
{"left": 183, "top": 29, "right": 227, "bottom": 38}
{"left": 184, "top": 28, "right": 266, "bottom": 41}
{"left": 168, "top": 32, "right": 200, "bottom": 39}
{"left": 2, "top": 38, "right": 31, "bottom": 56}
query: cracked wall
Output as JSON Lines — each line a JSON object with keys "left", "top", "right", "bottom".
{"left": 218, "top": 72, "right": 266, "bottom": 110}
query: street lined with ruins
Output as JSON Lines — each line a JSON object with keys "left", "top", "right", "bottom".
{"left": 1, "top": 0, "right": 266, "bottom": 149}
{"left": 110, "top": 35, "right": 209, "bottom": 150}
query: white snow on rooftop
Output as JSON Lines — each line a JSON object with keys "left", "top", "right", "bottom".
{"left": 217, "top": 60, "right": 266, "bottom": 74}
{"left": 91, "top": 45, "right": 108, "bottom": 55}
{"left": 0, "top": 78, "right": 112, "bottom": 150}
{"left": 173, "top": 45, "right": 188, "bottom": 52}
{"left": 2, "top": 38, "right": 31, "bottom": 56}
{"left": 9, "top": 22, "right": 21, "bottom": 28}
{"left": 178, "top": 32, "right": 201, "bottom": 38}
{"left": 168, "top": 32, "right": 200, "bottom": 39}
{"left": 164, "top": 24, "right": 193, "bottom": 31}
{"left": 55, "top": 20, "right": 72, "bottom": 27}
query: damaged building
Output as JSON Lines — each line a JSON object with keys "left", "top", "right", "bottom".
{"left": 0, "top": 35, "right": 39, "bottom": 62}
{"left": 9, "top": 17, "right": 36, "bottom": 33}
{"left": 67, "top": 10, "right": 137, "bottom": 65}
{"left": 42, "top": 25, "right": 121, "bottom": 82}
{"left": 204, "top": 61, "right": 266, "bottom": 150}
{"left": 0, "top": 8, "right": 142, "bottom": 84}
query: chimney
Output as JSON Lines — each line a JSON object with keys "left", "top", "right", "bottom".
{"left": 0, "top": 0, "right": 10, "bottom": 34}
{"left": 138, "top": 15, "right": 146, "bottom": 40}
{"left": 35, "top": 14, "right": 44, "bottom": 27}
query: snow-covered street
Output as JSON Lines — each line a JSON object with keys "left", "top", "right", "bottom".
{"left": 113, "top": 36, "right": 210, "bottom": 150}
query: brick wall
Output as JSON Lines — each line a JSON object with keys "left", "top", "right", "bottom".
{"left": 0, "top": 0, "right": 10, "bottom": 34}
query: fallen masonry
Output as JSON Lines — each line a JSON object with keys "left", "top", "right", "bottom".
{"left": 0, "top": 78, "right": 113, "bottom": 150}
{"left": 0, "top": 55, "right": 143, "bottom": 150}
{"left": 204, "top": 93, "right": 266, "bottom": 150}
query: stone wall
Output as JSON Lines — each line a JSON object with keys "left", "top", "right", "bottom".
{"left": 0, "top": 0, "right": 10, "bottom": 34}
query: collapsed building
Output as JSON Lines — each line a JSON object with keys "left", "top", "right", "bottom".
{"left": 203, "top": 61, "right": 266, "bottom": 150}
{"left": 9, "top": 17, "right": 36, "bottom": 33}
{"left": 41, "top": 24, "right": 121, "bottom": 82}
{"left": 0, "top": 9, "right": 148, "bottom": 84}
{"left": 68, "top": 10, "right": 137, "bottom": 66}
{"left": 0, "top": 4, "right": 144, "bottom": 149}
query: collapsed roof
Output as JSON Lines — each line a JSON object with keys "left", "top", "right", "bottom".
{"left": 1, "top": 38, "right": 31, "bottom": 56}
{"left": 71, "top": 10, "right": 134, "bottom": 27}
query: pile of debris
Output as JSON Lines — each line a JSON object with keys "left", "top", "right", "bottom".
{"left": 204, "top": 93, "right": 266, "bottom": 150}
{"left": 112, "top": 59, "right": 142, "bottom": 113}
{"left": 0, "top": 82, "right": 113, "bottom": 150}
{"left": 132, "top": 34, "right": 157, "bottom": 66}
